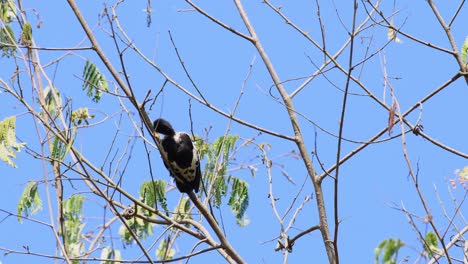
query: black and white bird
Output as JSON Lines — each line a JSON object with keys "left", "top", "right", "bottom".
{"left": 153, "top": 118, "right": 201, "bottom": 193}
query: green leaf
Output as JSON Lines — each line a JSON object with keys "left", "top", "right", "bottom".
{"left": 0, "top": 24, "right": 16, "bottom": 57}
{"left": 50, "top": 134, "right": 74, "bottom": 163}
{"left": 462, "top": 36, "right": 468, "bottom": 63}
{"left": 20, "top": 22, "right": 32, "bottom": 46}
{"left": 459, "top": 166, "right": 468, "bottom": 179}
{"left": 173, "top": 197, "right": 191, "bottom": 227}
{"left": 211, "top": 135, "right": 239, "bottom": 162}
{"left": 63, "top": 195, "right": 85, "bottom": 219}
{"left": 100, "top": 247, "right": 122, "bottom": 264}
{"left": 202, "top": 135, "right": 239, "bottom": 207}
{"left": 196, "top": 134, "right": 250, "bottom": 225}
{"left": 17, "top": 181, "right": 42, "bottom": 222}
{"left": 156, "top": 239, "right": 175, "bottom": 260}
{"left": 425, "top": 232, "right": 437, "bottom": 248}
{"left": 119, "top": 183, "right": 155, "bottom": 244}
{"left": 82, "top": 60, "right": 108, "bottom": 103}
{"left": 60, "top": 195, "right": 86, "bottom": 259}
{"left": 69, "top": 242, "right": 84, "bottom": 263}
{"left": 43, "top": 86, "right": 62, "bottom": 120}
{"left": 139, "top": 180, "right": 168, "bottom": 215}
{"left": 71, "top": 108, "right": 95, "bottom": 126}
{"left": 227, "top": 178, "right": 249, "bottom": 226}
{"left": 374, "top": 238, "right": 404, "bottom": 264}
{"left": 0, "top": 116, "right": 26, "bottom": 168}
{"left": 212, "top": 172, "right": 228, "bottom": 207}
{"left": 424, "top": 232, "right": 441, "bottom": 256}
{"left": 119, "top": 217, "right": 153, "bottom": 245}
{"left": 374, "top": 240, "right": 386, "bottom": 263}
{"left": 0, "top": 0, "right": 17, "bottom": 22}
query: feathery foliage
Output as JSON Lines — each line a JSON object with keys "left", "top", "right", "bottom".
{"left": 374, "top": 238, "right": 404, "bottom": 264}
{"left": 20, "top": 22, "right": 32, "bottom": 46}
{"left": 156, "top": 239, "right": 175, "bottom": 261}
{"left": 119, "top": 217, "right": 153, "bottom": 245}
{"left": 100, "top": 247, "right": 122, "bottom": 264}
{"left": 43, "top": 86, "right": 62, "bottom": 120}
{"left": 82, "top": 60, "right": 108, "bottom": 102}
{"left": 196, "top": 134, "right": 250, "bottom": 226}
{"left": 462, "top": 36, "right": 468, "bottom": 64}
{"left": 139, "top": 180, "right": 169, "bottom": 215}
{"left": 0, "top": 24, "right": 15, "bottom": 57}
{"left": 17, "top": 181, "right": 42, "bottom": 222}
{"left": 0, "top": 0, "right": 16, "bottom": 22}
{"left": 61, "top": 195, "right": 86, "bottom": 262}
{"left": 0, "top": 116, "right": 25, "bottom": 168}
{"left": 71, "top": 108, "right": 95, "bottom": 126}
{"left": 424, "top": 232, "right": 441, "bottom": 257}
{"left": 173, "top": 197, "right": 191, "bottom": 224}
{"left": 50, "top": 133, "right": 74, "bottom": 163}
{"left": 228, "top": 178, "right": 249, "bottom": 226}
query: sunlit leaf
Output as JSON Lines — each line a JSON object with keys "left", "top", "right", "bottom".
{"left": 0, "top": 116, "right": 26, "bottom": 168}
{"left": 459, "top": 166, "right": 468, "bottom": 179}
{"left": 156, "top": 239, "right": 175, "bottom": 260}
{"left": 50, "top": 133, "right": 74, "bottom": 163}
{"left": 43, "top": 86, "right": 62, "bottom": 120}
{"left": 20, "top": 22, "right": 32, "bottom": 46}
{"left": 387, "top": 27, "right": 402, "bottom": 44}
{"left": 71, "top": 108, "right": 95, "bottom": 126}
{"left": 227, "top": 178, "right": 249, "bottom": 226}
{"left": 100, "top": 247, "right": 122, "bottom": 264}
{"left": 58, "top": 195, "right": 86, "bottom": 261}
{"left": 0, "top": 0, "right": 17, "bottom": 22}
{"left": 173, "top": 197, "right": 191, "bottom": 227}
{"left": 139, "top": 180, "right": 168, "bottom": 215}
{"left": 374, "top": 238, "right": 404, "bottom": 264}
{"left": 212, "top": 173, "right": 228, "bottom": 207}
{"left": 17, "top": 181, "right": 42, "bottom": 222}
{"left": 119, "top": 217, "right": 153, "bottom": 245}
{"left": 424, "top": 232, "right": 442, "bottom": 256}
{"left": 82, "top": 60, "right": 108, "bottom": 103}
{"left": 0, "top": 24, "right": 15, "bottom": 57}
{"left": 212, "top": 135, "right": 239, "bottom": 162}
{"left": 196, "top": 134, "right": 249, "bottom": 225}
{"left": 462, "top": 36, "right": 468, "bottom": 63}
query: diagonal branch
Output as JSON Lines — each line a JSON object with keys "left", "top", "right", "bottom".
{"left": 232, "top": 0, "right": 336, "bottom": 262}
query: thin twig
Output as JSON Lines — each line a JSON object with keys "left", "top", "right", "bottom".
{"left": 333, "top": 2, "right": 358, "bottom": 261}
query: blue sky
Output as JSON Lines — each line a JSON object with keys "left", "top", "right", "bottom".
{"left": 1, "top": 0, "right": 467, "bottom": 263}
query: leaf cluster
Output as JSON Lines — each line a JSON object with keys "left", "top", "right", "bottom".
{"left": 82, "top": 60, "right": 108, "bottom": 103}
{"left": 139, "top": 180, "right": 168, "bottom": 215}
{"left": 16, "top": 181, "right": 42, "bottom": 222}
{"left": 197, "top": 135, "right": 250, "bottom": 226}
{"left": 43, "top": 86, "right": 62, "bottom": 120}
{"left": 424, "top": 231, "right": 441, "bottom": 257}
{"left": 100, "top": 247, "right": 122, "bottom": 264}
{"left": 374, "top": 238, "right": 404, "bottom": 264}
{"left": 61, "top": 195, "right": 86, "bottom": 261}
{"left": 0, "top": 116, "right": 26, "bottom": 168}
{"left": 0, "top": 0, "right": 17, "bottom": 57}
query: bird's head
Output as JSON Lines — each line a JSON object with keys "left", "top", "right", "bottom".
{"left": 153, "top": 118, "right": 176, "bottom": 136}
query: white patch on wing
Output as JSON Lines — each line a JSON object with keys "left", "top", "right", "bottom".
{"left": 174, "top": 132, "right": 194, "bottom": 143}
{"left": 173, "top": 132, "right": 185, "bottom": 144}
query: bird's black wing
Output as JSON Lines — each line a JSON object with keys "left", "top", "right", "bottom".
{"left": 162, "top": 133, "right": 201, "bottom": 193}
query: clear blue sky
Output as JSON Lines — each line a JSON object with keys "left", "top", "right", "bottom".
{"left": 1, "top": 1, "right": 467, "bottom": 263}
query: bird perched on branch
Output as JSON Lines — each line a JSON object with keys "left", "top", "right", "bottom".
{"left": 153, "top": 118, "right": 201, "bottom": 193}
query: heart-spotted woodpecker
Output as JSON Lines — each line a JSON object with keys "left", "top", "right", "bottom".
{"left": 153, "top": 118, "right": 201, "bottom": 193}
